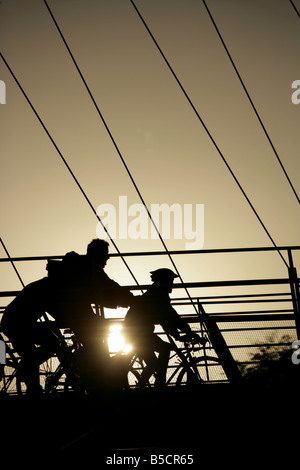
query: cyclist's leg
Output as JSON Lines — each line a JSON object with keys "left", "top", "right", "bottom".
{"left": 153, "top": 337, "right": 171, "bottom": 387}
{"left": 136, "top": 335, "right": 171, "bottom": 387}
{"left": 138, "top": 350, "right": 157, "bottom": 386}
{"left": 12, "top": 339, "right": 41, "bottom": 395}
{"left": 32, "top": 322, "right": 58, "bottom": 365}
{"left": 7, "top": 322, "right": 57, "bottom": 395}
{"left": 71, "top": 322, "right": 112, "bottom": 393}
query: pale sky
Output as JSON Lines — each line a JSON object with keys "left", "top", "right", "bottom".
{"left": 1, "top": 0, "right": 300, "bottom": 311}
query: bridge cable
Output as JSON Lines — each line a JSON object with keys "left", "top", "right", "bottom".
{"left": 130, "top": 0, "right": 289, "bottom": 269}
{"left": 43, "top": 0, "right": 200, "bottom": 313}
{"left": 0, "top": 238, "right": 25, "bottom": 288}
{"left": 0, "top": 52, "right": 140, "bottom": 289}
{"left": 290, "top": 0, "right": 300, "bottom": 19}
{"left": 202, "top": 0, "right": 300, "bottom": 205}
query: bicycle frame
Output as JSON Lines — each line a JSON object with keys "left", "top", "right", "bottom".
{"left": 125, "top": 334, "right": 208, "bottom": 389}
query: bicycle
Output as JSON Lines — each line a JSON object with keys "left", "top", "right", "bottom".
{"left": 43, "top": 327, "right": 84, "bottom": 395}
{"left": 0, "top": 322, "right": 84, "bottom": 396}
{"left": 124, "top": 332, "right": 215, "bottom": 389}
{"left": 1, "top": 322, "right": 217, "bottom": 395}
{"left": 0, "top": 331, "right": 24, "bottom": 396}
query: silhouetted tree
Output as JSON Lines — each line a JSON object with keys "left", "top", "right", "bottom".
{"left": 240, "top": 335, "right": 300, "bottom": 388}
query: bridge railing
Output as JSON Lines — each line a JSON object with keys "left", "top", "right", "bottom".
{"left": 0, "top": 246, "right": 299, "bottom": 390}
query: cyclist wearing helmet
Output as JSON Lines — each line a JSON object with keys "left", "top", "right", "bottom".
{"left": 124, "top": 268, "right": 201, "bottom": 388}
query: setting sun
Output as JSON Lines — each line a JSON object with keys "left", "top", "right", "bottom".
{"left": 108, "top": 324, "right": 132, "bottom": 354}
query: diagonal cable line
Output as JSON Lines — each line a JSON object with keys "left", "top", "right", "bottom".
{"left": 290, "top": 0, "right": 300, "bottom": 18}
{"left": 42, "top": 2, "right": 177, "bottom": 262}
{"left": 0, "top": 51, "right": 140, "bottom": 288}
{"left": 202, "top": 0, "right": 300, "bottom": 205}
{"left": 130, "top": 0, "right": 289, "bottom": 269}
{"left": 0, "top": 238, "right": 25, "bottom": 288}
{"left": 43, "top": 0, "right": 199, "bottom": 312}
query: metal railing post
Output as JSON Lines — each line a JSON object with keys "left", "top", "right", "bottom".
{"left": 288, "top": 249, "right": 300, "bottom": 340}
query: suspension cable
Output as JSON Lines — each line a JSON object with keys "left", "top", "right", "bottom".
{"left": 0, "top": 52, "right": 140, "bottom": 288}
{"left": 290, "top": 0, "right": 300, "bottom": 18}
{"left": 0, "top": 238, "right": 25, "bottom": 287}
{"left": 43, "top": 0, "right": 199, "bottom": 312}
{"left": 202, "top": 0, "right": 300, "bottom": 205}
{"left": 129, "top": 0, "right": 289, "bottom": 269}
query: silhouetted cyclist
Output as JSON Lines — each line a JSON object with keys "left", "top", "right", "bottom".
{"left": 124, "top": 268, "right": 202, "bottom": 388}
{"left": 1, "top": 239, "right": 134, "bottom": 395}
{"left": 1, "top": 277, "right": 57, "bottom": 395}
{"left": 49, "top": 239, "right": 133, "bottom": 338}
{"left": 48, "top": 239, "right": 134, "bottom": 391}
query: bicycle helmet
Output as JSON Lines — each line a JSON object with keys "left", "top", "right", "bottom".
{"left": 150, "top": 268, "right": 178, "bottom": 283}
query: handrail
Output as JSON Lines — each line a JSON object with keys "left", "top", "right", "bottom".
{"left": 1, "top": 245, "right": 299, "bottom": 388}
{"left": 0, "top": 277, "right": 298, "bottom": 298}
{"left": 0, "top": 245, "right": 300, "bottom": 263}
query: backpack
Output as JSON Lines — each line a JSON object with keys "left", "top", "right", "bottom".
{"left": 46, "top": 251, "right": 81, "bottom": 286}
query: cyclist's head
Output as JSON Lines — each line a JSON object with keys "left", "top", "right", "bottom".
{"left": 86, "top": 239, "right": 110, "bottom": 267}
{"left": 150, "top": 268, "right": 178, "bottom": 293}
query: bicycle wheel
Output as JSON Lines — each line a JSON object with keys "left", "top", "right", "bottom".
{"left": 0, "top": 336, "right": 25, "bottom": 396}
{"left": 174, "top": 362, "right": 202, "bottom": 387}
{"left": 164, "top": 339, "right": 205, "bottom": 387}
{"left": 127, "top": 354, "right": 154, "bottom": 388}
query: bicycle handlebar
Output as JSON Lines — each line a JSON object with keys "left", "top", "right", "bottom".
{"left": 179, "top": 333, "right": 207, "bottom": 348}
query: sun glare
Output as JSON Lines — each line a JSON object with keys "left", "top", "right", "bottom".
{"left": 108, "top": 324, "right": 132, "bottom": 354}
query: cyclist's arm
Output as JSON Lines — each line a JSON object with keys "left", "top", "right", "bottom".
{"left": 100, "top": 275, "right": 134, "bottom": 308}
{"left": 162, "top": 306, "right": 193, "bottom": 340}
